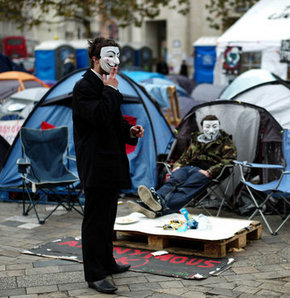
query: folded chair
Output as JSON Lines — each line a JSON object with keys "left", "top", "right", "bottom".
{"left": 235, "top": 129, "right": 290, "bottom": 235}
{"left": 17, "top": 126, "right": 83, "bottom": 224}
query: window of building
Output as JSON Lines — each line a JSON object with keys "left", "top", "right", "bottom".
{"left": 239, "top": 51, "right": 261, "bottom": 74}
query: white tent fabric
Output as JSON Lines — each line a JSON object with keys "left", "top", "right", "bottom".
{"left": 214, "top": 0, "right": 290, "bottom": 85}
{"left": 220, "top": 69, "right": 277, "bottom": 99}
{"left": 231, "top": 84, "right": 290, "bottom": 129}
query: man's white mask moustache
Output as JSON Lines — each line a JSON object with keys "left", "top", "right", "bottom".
{"left": 100, "top": 46, "right": 120, "bottom": 74}
{"left": 203, "top": 120, "right": 220, "bottom": 141}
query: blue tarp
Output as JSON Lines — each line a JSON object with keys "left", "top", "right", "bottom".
{"left": 122, "top": 70, "right": 166, "bottom": 82}
{"left": 0, "top": 69, "right": 174, "bottom": 193}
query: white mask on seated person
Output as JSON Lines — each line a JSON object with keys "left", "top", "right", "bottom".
{"left": 100, "top": 46, "right": 120, "bottom": 74}
{"left": 202, "top": 120, "right": 220, "bottom": 141}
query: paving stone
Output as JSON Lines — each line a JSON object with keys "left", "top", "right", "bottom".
{"left": 26, "top": 285, "right": 58, "bottom": 294}
{"left": 159, "top": 280, "right": 184, "bottom": 289}
{"left": 0, "top": 288, "right": 26, "bottom": 297}
{"left": 255, "top": 289, "right": 281, "bottom": 296}
{"left": 236, "top": 254, "right": 287, "bottom": 266}
{"left": 25, "top": 266, "right": 60, "bottom": 275}
{"left": 38, "top": 291, "right": 68, "bottom": 297}
{"left": 6, "top": 263, "right": 33, "bottom": 270}
{"left": 255, "top": 264, "right": 286, "bottom": 272}
{"left": 17, "top": 271, "right": 84, "bottom": 287}
{"left": 183, "top": 285, "right": 210, "bottom": 293}
{"left": 58, "top": 263, "right": 83, "bottom": 272}
{"left": 145, "top": 292, "right": 180, "bottom": 298}
{"left": 233, "top": 285, "right": 259, "bottom": 294}
{"left": 161, "top": 288, "right": 188, "bottom": 296}
{"left": 231, "top": 266, "right": 259, "bottom": 274}
{"left": 281, "top": 263, "right": 290, "bottom": 270}
{"left": 224, "top": 274, "right": 254, "bottom": 282}
{"left": 57, "top": 281, "right": 87, "bottom": 291}
{"left": 116, "top": 290, "right": 154, "bottom": 297}
{"left": 10, "top": 295, "right": 38, "bottom": 298}
{"left": 68, "top": 287, "right": 115, "bottom": 296}
{"left": 257, "top": 281, "right": 290, "bottom": 294}
{"left": 182, "top": 290, "right": 206, "bottom": 298}
{"left": 129, "top": 281, "right": 161, "bottom": 291}
{"left": 0, "top": 276, "right": 17, "bottom": 289}
{"left": 252, "top": 269, "right": 290, "bottom": 280}
{"left": 5, "top": 270, "right": 25, "bottom": 277}
{"left": 113, "top": 275, "right": 147, "bottom": 286}
{"left": 205, "top": 287, "right": 242, "bottom": 297}
{"left": 33, "top": 259, "right": 74, "bottom": 268}
{"left": 238, "top": 294, "right": 259, "bottom": 298}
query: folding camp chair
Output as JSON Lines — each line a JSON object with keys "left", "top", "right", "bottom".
{"left": 17, "top": 126, "right": 83, "bottom": 224}
{"left": 235, "top": 129, "right": 290, "bottom": 235}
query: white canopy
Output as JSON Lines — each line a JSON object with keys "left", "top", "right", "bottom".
{"left": 214, "top": 0, "right": 290, "bottom": 84}
{"left": 218, "top": 0, "right": 290, "bottom": 44}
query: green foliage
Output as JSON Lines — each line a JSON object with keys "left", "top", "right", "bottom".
{"left": 205, "top": 0, "right": 258, "bottom": 31}
{"left": 0, "top": 0, "right": 190, "bottom": 38}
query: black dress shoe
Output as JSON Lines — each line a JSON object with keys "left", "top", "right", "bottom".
{"left": 107, "top": 264, "right": 131, "bottom": 274}
{"left": 88, "top": 278, "right": 117, "bottom": 293}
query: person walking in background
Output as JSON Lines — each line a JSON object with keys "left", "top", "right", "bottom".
{"left": 128, "top": 115, "right": 236, "bottom": 218}
{"left": 63, "top": 53, "right": 76, "bottom": 76}
{"left": 72, "top": 37, "right": 144, "bottom": 294}
{"left": 156, "top": 56, "right": 169, "bottom": 75}
{"left": 179, "top": 59, "right": 188, "bottom": 77}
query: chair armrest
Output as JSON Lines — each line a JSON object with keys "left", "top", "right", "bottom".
{"left": 213, "top": 164, "right": 234, "bottom": 182}
{"left": 17, "top": 158, "right": 30, "bottom": 174}
{"left": 234, "top": 160, "right": 284, "bottom": 169}
{"left": 156, "top": 161, "right": 172, "bottom": 174}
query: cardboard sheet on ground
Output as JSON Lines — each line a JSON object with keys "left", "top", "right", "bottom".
{"left": 114, "top": 212, "right": 253, "bottom": 241}
{"left": 22, "top": 236, "right": 234, "bottom": 280}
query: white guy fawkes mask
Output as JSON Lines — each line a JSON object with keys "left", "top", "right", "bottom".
{"left": 202, "top": 120, "right": 220, "bottom": 141}
{"left": 100, "top": 46, "right": 120, "bottom": 74}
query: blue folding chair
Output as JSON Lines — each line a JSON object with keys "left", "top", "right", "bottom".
{"left": 235, "top": 129, "right": 290, "bottom": 235}
{"left": 17, "top": 126, "right": 83, "bottom": 224}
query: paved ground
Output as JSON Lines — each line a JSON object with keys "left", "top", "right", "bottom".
{"left": 0, "top": 198, "right": 290, "bottom": 297}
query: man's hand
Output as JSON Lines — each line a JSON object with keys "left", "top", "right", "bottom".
{"left": 172, "top": 166, "right": 180, "bottom": 172}
{"left": 131, "top": 125, "right": 144, "bottom": 138}
{"left": 103, "top": 66, "right": 118, "bottom": 89}
{"left": 199, "top": 169, "right": 210, "bottom": 178}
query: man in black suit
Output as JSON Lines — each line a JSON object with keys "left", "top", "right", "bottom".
{"left": 72, "top": 37, "right": 144, "bottom": 294}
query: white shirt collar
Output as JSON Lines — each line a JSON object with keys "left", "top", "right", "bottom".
{"left": 91, "top": 68, "right": 103, "bottom": 81}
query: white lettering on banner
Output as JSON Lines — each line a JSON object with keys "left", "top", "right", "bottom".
{"left": 0, "top": 120, "right": 25, "bottom": 145}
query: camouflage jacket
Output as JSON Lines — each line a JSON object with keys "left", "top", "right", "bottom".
{"left": 173, "top": 130, "right": 237, "bottom": 179}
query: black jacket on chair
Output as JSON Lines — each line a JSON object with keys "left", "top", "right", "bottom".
{"left": 72, "top": 69, "right": 137, "bottom": 190}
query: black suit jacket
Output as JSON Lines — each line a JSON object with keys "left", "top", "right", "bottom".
{"left": 72, "top": 69, "right": 137, "bottom": 189}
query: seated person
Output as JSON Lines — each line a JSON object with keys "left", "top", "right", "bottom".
{"left": 128, "top": 115, "right": 237, "bottom": 218}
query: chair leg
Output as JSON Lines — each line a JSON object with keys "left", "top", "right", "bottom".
{"left": 23, "top": 183, "right": 44, "bottom": 224}
{"left": 246, "top": 186, "right": 274, "bottom": 235}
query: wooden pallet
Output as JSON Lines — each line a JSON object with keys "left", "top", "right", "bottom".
{"left": 113, "top": 221, "right": 262, "bottom": 258}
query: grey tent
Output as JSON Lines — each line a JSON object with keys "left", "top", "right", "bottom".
{"left": 191, "top": 83, "right": 227, "bottom": 103}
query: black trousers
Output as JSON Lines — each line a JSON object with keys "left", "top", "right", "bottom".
{"left": 82, "top": 187, "right": 119, "bottom": 282}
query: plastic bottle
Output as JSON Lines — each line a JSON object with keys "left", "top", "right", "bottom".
{"left": 197, "top": 214, "right": 211, "bottom": 231}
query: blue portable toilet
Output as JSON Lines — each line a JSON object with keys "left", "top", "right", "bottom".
{"left": 119, "top": 44, "right": 136, "bottom": 70}
{"left": 193, "top": 36, "right": 218, "bottom": 84}
{"left": 135, "top": 46, "right": 153, "bottom": 71}
{"left": 70, "top": 39, "right": 89, "bottom": 69}
{"left": 35, "top": 40, "right": 75, "bottom": 83}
